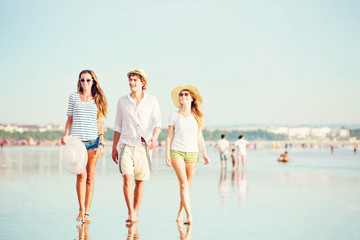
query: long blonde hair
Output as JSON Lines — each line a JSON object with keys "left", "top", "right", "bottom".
{"left": 183, "top": 89, "right": 204, "bottom": 128}
{"left": 77, "top": 70, "right": 108, "bottom": 119}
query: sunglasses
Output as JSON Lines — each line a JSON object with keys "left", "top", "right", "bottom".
{"left": 179, "top": 92, "right": 190, "bottom": 97}
{"left": 79, "top": 78, "right": 93, "bottom": 83}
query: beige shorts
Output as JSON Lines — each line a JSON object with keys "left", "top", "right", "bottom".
{"left": 118, "top": 143, "right": 151, "bottom": 181}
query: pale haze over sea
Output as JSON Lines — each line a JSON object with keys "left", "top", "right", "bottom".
{"left": 1, "top": 1, "right": 359, "bottom": 128}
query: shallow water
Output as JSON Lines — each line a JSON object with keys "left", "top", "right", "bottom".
{"left": 0, "top": 146, "right": 359, "bottom": 240}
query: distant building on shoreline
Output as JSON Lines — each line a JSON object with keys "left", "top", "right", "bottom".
{"left": 0, "top": 123, "right": 64, "bottom": 133}
{"left": 267, "top": 126, "right": 351, "bottom": 141}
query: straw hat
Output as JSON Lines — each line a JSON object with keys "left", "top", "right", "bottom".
{"left": 171, "top": 85, "right": 203, "bottom": 109}
{"left": 127, "top": 68, "right": 148, "bottom": 87}
{"left": 59, "top": 136, "right": 88, "bottom": 174}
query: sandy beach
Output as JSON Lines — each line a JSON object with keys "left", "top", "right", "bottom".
{"left": 0, "top": 145, "right": 359, "bottom": 239}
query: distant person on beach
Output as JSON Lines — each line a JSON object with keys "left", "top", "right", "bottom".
{"left": 0, "top": 139, "right": 3, "bottom": 147}
{"left": 330, "top": 144, "right": 334, "bottom": 154}
{"left": 354, "top": 143, "right": 358, "bottom": 154}
{"left": 61, "top": 69, "right": 108, "bottom": 223}
{"left": 166, "top": 85, "right": 210, "bottom": 225}
{"left": 217, "top": 134, "right": 229, "bottom": 168}
{"left": 112, "top": 68, "right": 161, "bottom": 223}
{"left": 231, "top": 148, "right": 236, "bottom": 168}
{"left": 278, "top": 151, "right": 290, "bottom": 163}
{"left": 234, "top": 135, "right": 249, "bottom": 168}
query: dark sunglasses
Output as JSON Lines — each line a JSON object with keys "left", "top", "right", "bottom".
{"left": 79, "top": 78, "right": 93, "bottom": 83}
{"left": 179, "top": 92, "right": 190, "bottom": 97}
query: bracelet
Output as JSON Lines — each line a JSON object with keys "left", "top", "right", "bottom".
{"left": 99, "top": 143, "right": 106, "bottom": 148}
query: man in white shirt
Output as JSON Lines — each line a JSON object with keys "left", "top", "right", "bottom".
{"left": 234, "top": 135, "right": 249, "bottom": 168}
{"left": 112, "top": 68, "right": 161, "bottom": 223}
{"left": 217, "top": 134, "right": 229, "bottom": 168}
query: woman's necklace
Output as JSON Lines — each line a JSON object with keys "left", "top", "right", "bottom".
{"left": 83, "top": 92, "right": 92, "bottom": 102}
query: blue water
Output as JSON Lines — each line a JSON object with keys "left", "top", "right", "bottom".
{"left": 0, "top": 146, "right": 359, "bottom": 239}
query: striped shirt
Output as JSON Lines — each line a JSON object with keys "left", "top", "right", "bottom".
{"left": 66, "top": 92, "right": 103, "bottom": 141}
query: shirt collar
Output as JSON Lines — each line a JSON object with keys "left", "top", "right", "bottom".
{"left": 127, "top": 92, "right": 148, "bottom": 104}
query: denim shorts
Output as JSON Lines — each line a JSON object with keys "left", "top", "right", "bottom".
{"left": 82, "top": 137, "right": 100, "bottom": 150}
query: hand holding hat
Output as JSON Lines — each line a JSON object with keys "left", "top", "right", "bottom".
{"left": 59, "top": 136, "right": 88, "bottom": 174}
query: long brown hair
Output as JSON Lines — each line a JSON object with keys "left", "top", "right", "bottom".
{"left": 77, "top": 70, "right": 108, "bottom": 119}
{"left": 183, "top": 89, "right": 204, "bottom": 128}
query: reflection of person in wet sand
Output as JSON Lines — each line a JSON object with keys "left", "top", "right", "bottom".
{"left": 218, "top": 167, "right": 228, "bottom": 202}
{"left": 76, "top": 223, "right": 90, "bottom": 240}
{"left": 166, "top": 85, "right": 210, "bottom": 225}
{"left": 233, "top": 168, "right": 247, "bottom": 201}
{"left": 278, "top": 151, "right": 290, "bottom": 163}
{"left": 126, "top": 222, "right": 139, "bottom": 240}
{"left": 177, "top": 221, "right": 192, "bottom": 240}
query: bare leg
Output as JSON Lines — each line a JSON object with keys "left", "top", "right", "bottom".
{"left": 175, "top": 161, "right": 198, "bottom": 223}
{"left": 133, "top": 180, "right": 144, "bottom": 219}
{"left": 171, "top": 159, "right": 193, "bottom": 223}
{"left": 76, "top": 171, "right": 87, "bottom": 222}
{"left": 123, "top": 174, "right": 137, "bottom": 222}
{"left": 84, "top": 150, "right": 99, "bottom": 222}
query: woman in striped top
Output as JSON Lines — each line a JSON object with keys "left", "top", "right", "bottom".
{"left": 61, "top": 69, "right": 107, "bottom": 223}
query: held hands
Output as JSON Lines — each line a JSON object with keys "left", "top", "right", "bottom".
{"left": 60, "top": 137, "right": 66, "bottom": 145}
{"left": 148, "top": 136, "right": 158, "bottom": 150}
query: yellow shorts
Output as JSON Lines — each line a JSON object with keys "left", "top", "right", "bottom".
{"left": 119, "top": 143, "right": 151, "bottom": 181}
{"left": 170, "top": 149, "right": 199, "bottom": 163}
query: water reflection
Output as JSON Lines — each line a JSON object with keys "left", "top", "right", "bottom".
{"left": 0, "top": 148, "right": 4, "bottom": 170}
{"left": 76, "top": 223, "right": 91, "bottom": 240}
{"left": 177, "top": 222, "right": 192, "bottom": 240}
{"left": 218, "top": 168, "right": 228, "bottom": 202}
{"left": 126, "top": 222, "right": 139, "bottom": 240}
{"left": 232, "top": 168, "right": 247, "bottom": 202}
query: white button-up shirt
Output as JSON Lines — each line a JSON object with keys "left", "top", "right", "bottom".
{"left": 114, "top": 93, "right": 162, "bottom": 146}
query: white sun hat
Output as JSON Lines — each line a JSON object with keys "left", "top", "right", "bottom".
{"left": 59, "top": 136, "right": 88, "bottom": 174}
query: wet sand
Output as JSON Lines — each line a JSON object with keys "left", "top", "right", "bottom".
{"left": 0, "top": 146, "right": 359, "bottom": 239}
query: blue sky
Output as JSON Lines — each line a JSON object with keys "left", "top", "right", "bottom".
{"left": 1, "top": 0, "right": 359, "bottom": 128}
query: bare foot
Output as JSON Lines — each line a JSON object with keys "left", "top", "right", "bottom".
{"left": 184, "top": 217, "right": 192, "bottom": 225}
{"left": 176, "top": 210, "right": 183, "bottom": 222}
{"left": 176, "top": 215, "right": 182, "bottom": 222}
{"left": 125, "top": 213, "right": 137, "bottom": 223}
{"left": 84, "top": 213, "right": 91, "bottom": 224}
{"left": 76, "top": 210, "right": 85, "bottom": 222}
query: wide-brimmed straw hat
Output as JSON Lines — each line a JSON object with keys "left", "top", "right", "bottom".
{"left": 59, "top": 136, "right": 88, "bottom": 174}
{"left": 171, "top": 85, "right": 203, "bottom": 109}
{"left": 127, "top": 68, "right": 148, "bottom": 87}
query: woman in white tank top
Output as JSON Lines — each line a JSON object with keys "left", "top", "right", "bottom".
{"left": 166, "top": 85, "right": 210, "bottom": 225}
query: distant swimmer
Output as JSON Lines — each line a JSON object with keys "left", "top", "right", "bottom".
{"left": 278, "top": 151, "right": 290, "bottom": 163}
